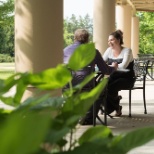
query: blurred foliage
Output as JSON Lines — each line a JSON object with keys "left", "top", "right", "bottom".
{"left": 0, "top": 43, "right": 154, "bottom": 154}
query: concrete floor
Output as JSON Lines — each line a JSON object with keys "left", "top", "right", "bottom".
{"left": 75, "top": 80, "right": 154, "bottom": 154}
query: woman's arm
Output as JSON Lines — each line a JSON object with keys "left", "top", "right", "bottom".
{"left": 103, "top": 47, "right": 110, "bottom": 62}
{"left": 95, "top": 49, "right": 117, "bottom": 75}
{"left": 118, "top": 48, "right": 133, "bottom": 69}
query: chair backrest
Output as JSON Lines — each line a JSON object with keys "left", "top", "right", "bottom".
{"left": 64, "top": 66, "right": 95, "bottom": 91}
{"left": 133, "top": 59, "right": 149, "bottom": 81}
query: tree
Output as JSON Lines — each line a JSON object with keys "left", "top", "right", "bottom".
{"left": 0, "top": 0, "right": 14, "bottom": 56}
{"left": 64, "top": 14, "right": 93, "bottom": 47}
{"left": 137, "top": 12, "right": 154, "bottom": 54}
{"left": 0, "top": 0, "right": 14, "bottom": 24}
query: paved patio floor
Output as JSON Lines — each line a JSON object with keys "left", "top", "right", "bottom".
{"left": 75, "top": 80, "right": 154, "bottom": 154}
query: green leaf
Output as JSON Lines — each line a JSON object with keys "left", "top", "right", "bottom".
{"left": 68, "top": 43, "right": 96, "bottom": 71}
{"left": 79, "top": 126, "right": 113, "bottom": 144}
{"left": 0, "top": 109, "right": 51, "bottom": 154}
{"left": 63, "top": 72, "right": 95, "bottom": 97}
{"left": 73, "top": 72, "right": 95, "bottom": 91}
{"left": 77, "top": 77, "right": 108, "bottom": 113}
{"left": 55, "top": 140, "right": 113, "bottom": 154}
{"left": 114, "top": 127, "right": 154, "bottom": 153}
{"left": 30, "top": 96, "right": 64, "bottom": 111}
{"left": 62, "top": 77, "right": 108, "bottom": 121}
{"left": 27, "top": 64, "right": 72, "bottom": 90}
{"left": 0, "top": 96, "right": 15, "bottom": 107}
{"left": 56, "top": 142, "right": 102, "bottom": 154}
{"left": 0, "top": 75, "right": 27, "bottom": 107}
{"left": 13, "top": 79, "right": 27, "bottom": 105}
{"left": 45, "top": 127, "right": 69, "bottom": 144}
{"left": 0, "top": 73, "right": 21, "bottom": 95}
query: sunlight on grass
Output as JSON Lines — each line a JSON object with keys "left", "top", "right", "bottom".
{"left": 0, "top": 63, "right": 15, "bottom": 79}
{"left": 0, "top": 71, "right": 15, "bottom": 79}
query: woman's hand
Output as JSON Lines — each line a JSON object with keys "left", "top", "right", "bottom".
{"left": 111, "top": 62, "right": 118, "bottom": 70}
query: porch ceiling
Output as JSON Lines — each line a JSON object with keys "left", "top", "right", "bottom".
{"left": 116, "top": 0, "right": 154, "bottom": 12}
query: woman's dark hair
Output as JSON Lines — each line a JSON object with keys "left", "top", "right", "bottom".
{"left": 110, "top": 29, "right": 124, "bottom": 45}
{"left": 74, "top": 29, "right": 89, "bottom": 44}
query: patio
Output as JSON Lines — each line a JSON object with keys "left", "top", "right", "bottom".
{"left": 75, "top": 80, "right": 154, "bottom": 153}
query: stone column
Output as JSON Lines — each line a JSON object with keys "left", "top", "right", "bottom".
{"left": 116, "top": 5, "right": 132, "bottom": 48}
{"left": 131, "top": 16, "right": 139, "bottom": 58}
{"left": 15, "top": 0, "right": 63, "bottom": 99}
{"left": 93, "top": 0, "right": 115, "bottom": 55}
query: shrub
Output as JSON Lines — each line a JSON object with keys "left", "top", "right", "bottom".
{"left": 0, "top": 54, "right": 14, "bottom": 62}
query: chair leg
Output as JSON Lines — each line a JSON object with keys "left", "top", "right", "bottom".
{"left": 95, "top": 104, "right": 107, "bottom": 125}
{"left": 93, "top": 104, "right": 107, "bottom": 126}
{"left": 93, "top": 102, "right": 96, "bottom": 126}
{"left": 129, "top": 89, "right": 132, "bottom": 117}
{"left": 103, "top": 99, "right": 107, "bottom": 126}
{"left": 96, "top": 89, "right": 108, "bottom": 126}
{"left": 96, "top": 115, "right": 105, "bottom": 125}
{"left": 143, "top": 82, "right": 147, "bottom": 114}
{"left": 103, "top": 89, "right": 108, "bottom": 126}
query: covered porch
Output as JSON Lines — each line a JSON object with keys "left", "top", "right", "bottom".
{"left": 14, "top": 0, "right": 154, "bottom": 99}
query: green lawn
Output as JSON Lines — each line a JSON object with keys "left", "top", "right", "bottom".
{"left": 0, "top": 63, "right": 15, "bottom": 79}
{"left": 0, "top": 71, "right": 15, "bottom": 79}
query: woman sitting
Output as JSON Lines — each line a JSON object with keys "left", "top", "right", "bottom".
{"left": 103, "top": 29, "right": 135, "bottom": 116}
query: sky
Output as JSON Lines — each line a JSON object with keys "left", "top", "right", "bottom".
{"left": 64, "top": 0, "right": 93, "bottom": 18}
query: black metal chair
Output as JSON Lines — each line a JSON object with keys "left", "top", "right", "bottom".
{"left": 126, "top": 59, "right": 149, "bottom": 117}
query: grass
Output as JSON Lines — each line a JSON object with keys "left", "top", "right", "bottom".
{"left": 0, "top": 71, "right": 15, "bottom": 79}
{"left": 0, "top": 63, "right": 15, "bottom": 79}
